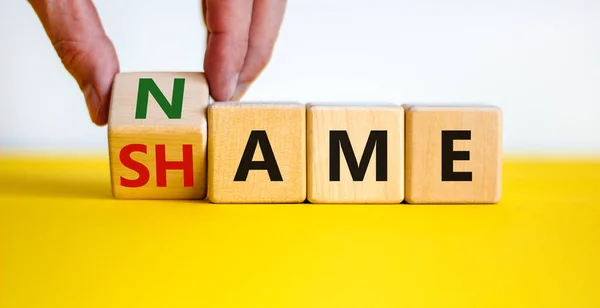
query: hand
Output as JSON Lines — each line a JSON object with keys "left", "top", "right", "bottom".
{"left": 203, "top": 0, "right": 287, "bottom": 103}
{"left": 28, "top": 0, "right": 287, "bottom": 126}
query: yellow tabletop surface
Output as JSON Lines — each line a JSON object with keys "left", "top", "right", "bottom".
{"left": 1, "top": 154, "right": 599, "bottom": 307}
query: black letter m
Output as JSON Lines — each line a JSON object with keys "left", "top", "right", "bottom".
{"left": 330, "top": 130, "right": 388, "bottom": 182}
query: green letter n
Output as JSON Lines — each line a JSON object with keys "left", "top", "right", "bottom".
{"left": 135, "top": 78, "right": 185, "bottom": 119}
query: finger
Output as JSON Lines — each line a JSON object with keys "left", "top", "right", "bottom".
{"left": 203, "top": 0, "right": 254, "bottom": 101}
{"left": 231, "top": 0, "right": 286, "bottom": 100}
{"left": 201, "top": 0, "right": 207, "bottom": 27}
{"left": 28, "top": 0, "right": 119, "bottom": 126}
{"left": 201, "top": 0, "right": 209, "bottom": 47}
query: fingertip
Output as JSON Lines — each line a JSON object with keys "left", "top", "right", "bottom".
{"left": 93, "top": 100, "right": 109, "bottom": 126}
{"left": 206, "top": 80, "right": 229, "bottom": 102}
{"left": 83, "top": 84, "right": 108, "bottom": 126}
{"left": 28, "top": 0, "right": 117, "bottom": 127}
{"left": 203, "top": 0, "right": 253, "bottom": 103}
{"left": 230, "top": 82, "right": 250, "bottom": 101}
{"left": 205, "top": 55, "right": 240, "bottom": 101}
{"left": 226, "top": 73, "right": 240, "bottom": 100}
{"left": 232, "top": 0, "right": 286, "bottom": 98}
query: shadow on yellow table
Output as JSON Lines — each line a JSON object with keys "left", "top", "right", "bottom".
{"left": 1, "top": 154, "right": 599, "bottom": 307}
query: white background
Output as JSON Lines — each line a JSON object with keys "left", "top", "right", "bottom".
{"left": 1, "top": 0, "right": 599, "bottom": 154}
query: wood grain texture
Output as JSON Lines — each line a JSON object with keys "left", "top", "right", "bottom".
{"left": 108, "top": 72, "right": 208, "bottom": 199}
{"left": 207, "top": 102, "right": 306, "bottom": 203}
{"left": 405, "top": 104, "right": 502, "bottom": 204}
{"left": 307, "top": 103, "right": 404, "bottom": 203}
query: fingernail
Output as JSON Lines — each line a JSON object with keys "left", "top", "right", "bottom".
{"left": 83, "top": 84, "right": 102, "bottom": 125}
{"left": 230, "top": 82, "right": 250, "bottom": 101}
{"left": 226, "top": 73, "right": 240, "bottom": 101}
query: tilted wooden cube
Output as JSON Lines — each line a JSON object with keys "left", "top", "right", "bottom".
{"left": 108, "top": 72, "right": 208, "bottom": 199}
{"left": 404, "top": 104, "right": 502, "bottom": 204}
{"left": 307, "top": 103, "right": 404, "bottom": 203}
{"left": 207, "top": 102, "right": 306, "bottom": 203}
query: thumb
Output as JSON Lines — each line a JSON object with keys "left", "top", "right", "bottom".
{"left": 29, "top": 0, "right": 119, "bottom": 126}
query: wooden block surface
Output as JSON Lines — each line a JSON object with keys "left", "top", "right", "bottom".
{"left": 207, "top": 102, "right": 306, "bottom": 203}
{"left": 307, "top": 103, "right": 404, "bottom": 203}
{"left": 405, "top": 104, "right": 502, "bottom": 204}
{"left": 108, "top": 72, "right": 208, "bottom": 199}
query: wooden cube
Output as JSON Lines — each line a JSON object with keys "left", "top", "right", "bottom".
{"left": 404, "top": 104, "right": 502, "bottom": 204}
{"left": 307, "top": 103, "right": 404, "bottom": 204}
{"left": 207, "top": 102, "right": 306, "bottom": 203}
{"left": 108, "top": 72, "right": 208, "bottom": 199}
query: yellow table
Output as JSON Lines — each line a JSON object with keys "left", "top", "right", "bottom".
{"left": 1, "top": 155, "right": 599, "bottom": 307}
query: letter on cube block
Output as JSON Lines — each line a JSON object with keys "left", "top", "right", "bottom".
{"left": 405, "top": 105, "right": 502, "bottom": 204}
{"left": 207, "top": 102, "right": 306, "bottom": 203}
{"left": 108, "top": 72, "right": 208, "bottom": 199}
{"left": 307, "top": 103, "right": 404, "bottom": 203}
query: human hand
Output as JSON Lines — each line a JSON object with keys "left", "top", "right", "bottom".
{"left": 28, "top": 0, "right": 287, "bottom": 126}
{"left": 203, "top": 0, "right": 287, "bottom": 103}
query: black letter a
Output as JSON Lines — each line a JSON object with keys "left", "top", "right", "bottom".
{"left": 234, "top": 130, "right": 283, "bottom": 181}
{"left": 330, "top": 130, "right": 388, "bottom": 181}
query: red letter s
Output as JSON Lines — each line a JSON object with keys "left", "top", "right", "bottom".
{"left": 119, "top": 144, "right": 150, "bottom": 188}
